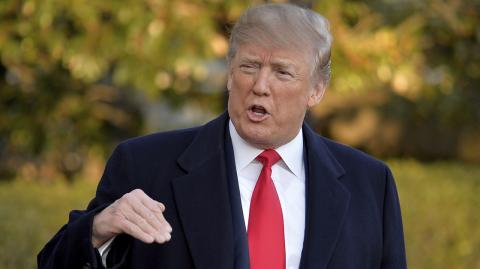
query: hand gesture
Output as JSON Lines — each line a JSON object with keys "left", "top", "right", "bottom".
{"left": 92, "top": 189, "right": 172, "bottom": 248}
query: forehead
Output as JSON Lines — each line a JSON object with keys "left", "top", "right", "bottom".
{"left": 234, "top": 43, "right": 311, "bottom": 69}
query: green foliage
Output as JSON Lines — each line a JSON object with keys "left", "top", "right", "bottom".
{"left": 311, "top": 0, "right": 480, "bottom": 162}
{"left": 0, "top": 0, "right": 255, "bottom": 180}
{"left": 0, "top": 160, "right": 479, "bottom": 268}
{"left": 1, "top": 0, "right": 479, "bottom": 181}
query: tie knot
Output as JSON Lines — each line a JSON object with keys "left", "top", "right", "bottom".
{"left": 256, "top": 149, "right": 281, "bottom": 167}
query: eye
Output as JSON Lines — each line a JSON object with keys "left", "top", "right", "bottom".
{"left": 239, "top": 63, "right": 258, "bottom": 74}
{"left": 276, "top": 69, "right": 294, "bottom": 79}
{"left": 240, "top": 64, "right": 254, "bottom": 69}
{"left": 278, "top": 70, "right": 291, "bottom": 76}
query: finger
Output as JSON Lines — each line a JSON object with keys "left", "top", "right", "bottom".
{"left": 136, "top": 195, "right": 172, "bottom": 233}
{"left": 129, "top": 190, "right": 163, "bottom": 217}
{"left": 156, "top": 231, "right": 172, "bottom": 244}
{"left": 127, "top": 204, "right": 171, "bottom": 244}
{"left": 154, "top": 208, "right": 172, "bottom": 233}
{"left": 118, "top": 201, "right": 160, "bottom": 238}
{"left": 127, "top": 195, "right": 164, "bottom": 231}
{"left": 152, "top": 202, "right": 172, "bottom": 234}
{"left": 135, "top": 193, "right": 164, "bottom": 217}
{"left": 152, "top": 201, "right": 166, "bottom": 212}
{"left": 120, "top": 217, "right": 155, "bottom": 244}
{"left": 123, "top": 190, "right": 172, "bottom": 244}
{"left": 133, "top": 191, "right": 165, "bottom": 215}
{"left": 157, "top": 202, "right": 166, "bottom": 212}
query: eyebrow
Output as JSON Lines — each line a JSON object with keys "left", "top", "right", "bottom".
{"left": 239, "top": 54, "right": 297, "bottom": 69}
{"left": 271, "top": 60, "right": 296, "bottom": 70}
{"left": 238, "top": 55, "right": 261, "bottom": 63}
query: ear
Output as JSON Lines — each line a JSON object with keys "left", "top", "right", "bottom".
{"left": 307, "top": 80, "right": 326, "bottom": 108}
{"left": 227, "top": 65, "right": 233, "bottom": 92}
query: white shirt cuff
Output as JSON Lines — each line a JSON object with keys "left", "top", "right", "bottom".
{"left": 97, "top": 236, "right": 116, "bottom": 267}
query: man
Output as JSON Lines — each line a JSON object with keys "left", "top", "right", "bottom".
{"left": 38, "top": 3, "right": 406, "bottom": 269}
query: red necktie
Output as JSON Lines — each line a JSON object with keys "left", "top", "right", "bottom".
{"left": 248, "top": 149, "right": 285, "bottom": 269}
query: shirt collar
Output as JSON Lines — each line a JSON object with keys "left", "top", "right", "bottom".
{"left": 229, "top": 120, "right": 304, "bottom": 177}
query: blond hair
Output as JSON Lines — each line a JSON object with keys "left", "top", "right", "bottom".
{"left": 227, "top": 3, "right": 333, "bottom": 84}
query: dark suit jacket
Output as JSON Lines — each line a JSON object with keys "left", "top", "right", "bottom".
{"left": 38, "top": 112, "right": 407, "bottom": 269}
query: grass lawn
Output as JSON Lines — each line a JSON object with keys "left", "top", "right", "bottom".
{"left": 0, "top": 159, "right": 479, "bottom": 268}
{"left": 389, "top": 160, "right": 480, "bottom": 268}
{"left": 0, "top": 180, "right": 97, "bottom": 269}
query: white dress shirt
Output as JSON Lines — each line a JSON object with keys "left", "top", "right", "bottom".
{"left": 229, "top": 120, "right": 306, "bottom": 269}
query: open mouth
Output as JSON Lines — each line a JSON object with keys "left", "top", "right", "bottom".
{"left": 247, "top": 105, "right": 269, "bottom": 122}
{"left": 250, "top": 105, "right": 268, "bottom": 116}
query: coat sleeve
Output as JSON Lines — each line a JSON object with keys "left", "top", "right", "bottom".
{"left": 381, "top": 166, "right": 407, "bottom": 269}
{"left": 38, "top": 143, "right": 135, "bottom": 269}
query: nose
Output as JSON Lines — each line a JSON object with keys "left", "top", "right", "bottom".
{"left": 252, "top": 68, "right": 270, "bottom": 96}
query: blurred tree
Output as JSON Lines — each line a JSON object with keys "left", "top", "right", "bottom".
{"left": 0, "top": 0, "right": 255, "bottom": 181}
{"left": 310, "top": 0, "right": 480, "bottom": 162}
{"left": 1, "top": 0, "right": 479, "bottom": 181}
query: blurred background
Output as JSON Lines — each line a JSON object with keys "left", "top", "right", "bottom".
{"left": 0, "top": 0, "right": 479, "bottom": 268}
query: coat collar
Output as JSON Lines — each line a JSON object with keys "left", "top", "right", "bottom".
{"left": 177, "top": 112, "right": 229, "bottom": 172}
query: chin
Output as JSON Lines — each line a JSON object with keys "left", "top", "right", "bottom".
{"left": 244, "top": 131, "right": 277, "bottom": 149}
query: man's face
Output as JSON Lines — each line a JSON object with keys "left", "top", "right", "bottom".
{"left": 227, "top": 43, "right": 324, "bottom": 149}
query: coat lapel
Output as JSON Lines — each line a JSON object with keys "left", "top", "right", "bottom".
{"left": 171, "top": 113, "right": 234, "bottom": 269}
{"left": 300, "top": 124, "right": 351, "bottom": 269}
